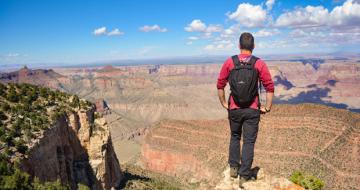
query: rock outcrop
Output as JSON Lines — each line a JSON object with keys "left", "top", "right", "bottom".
{"left": 215, "top": 168, "right": 304, "bottom": 190}
{"left": 142, "top": 104, "right": 360, "bottom": 189}
{"left": 0, "top": 66, "right": 70, "bottom": 90}
{"left": 20, "top": 107, "right": 123, "bottom": 189}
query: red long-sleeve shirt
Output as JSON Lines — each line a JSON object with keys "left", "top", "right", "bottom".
{"left": 217, "top": 53, "right": 274, "bottom": 110}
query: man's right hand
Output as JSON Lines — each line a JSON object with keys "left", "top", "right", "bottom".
{"left": 222, "top": 102, "right": 229, "bottom": 110}
{"left": 218, "top": 89, "right": 229, "bottom": 110}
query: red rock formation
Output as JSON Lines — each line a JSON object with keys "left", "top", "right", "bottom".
{"left": 142, "top": 104, "right": 360, "bottom": 189}
{"left": 0, "top": 66, "right": 68, "bottom": 90}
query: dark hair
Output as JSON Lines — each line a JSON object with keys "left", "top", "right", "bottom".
{"left": 239, "top": 32, "right": 254, "bottom": 52}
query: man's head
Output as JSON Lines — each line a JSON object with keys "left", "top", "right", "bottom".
{"left": 239, "top": 32, "right": 255, "bottom": 52}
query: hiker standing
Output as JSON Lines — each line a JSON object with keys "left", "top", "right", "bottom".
{"left": 217, "top": 32, "right": 274, "bottom": 188}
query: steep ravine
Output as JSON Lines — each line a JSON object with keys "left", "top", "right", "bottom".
{"left": 20, "top": 107, "right": 123, "bottom": 190}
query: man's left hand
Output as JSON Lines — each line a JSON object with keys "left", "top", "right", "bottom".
{"left": 260, "top": 106, "right": 269, "bottom": 114}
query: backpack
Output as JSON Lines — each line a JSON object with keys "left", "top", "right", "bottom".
{"left": 229, "top": 55, "right": 259, "bottom": 108}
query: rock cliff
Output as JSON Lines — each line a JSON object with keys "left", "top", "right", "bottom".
{"left": 142, "top": 104, "right": 360, "bottom": 189}
{"left": 20, "top": 107, "right": 123, "bottom": 190}
{"left": 0, "top": 83, "right": 123, "bottom": 189}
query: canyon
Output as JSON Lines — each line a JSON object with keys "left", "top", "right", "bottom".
{"left": 1, "top": 55, "right": 359, "bottom": 189}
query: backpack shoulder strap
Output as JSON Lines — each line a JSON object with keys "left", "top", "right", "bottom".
{"left": 231, "top": 55, "right": 241, "bottom": 68}
{"left": 248, "top": 56, "right": 259, "bottom": 66}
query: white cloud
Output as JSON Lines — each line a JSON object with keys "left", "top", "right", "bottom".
{"left": 289, "top": 27, "right": 360, "bottom": 45}
{"left": 254, "top": 28, "right": 280, "bottom": 37}
{"left": 186, "top": 36, "right": 200, "bottom": 45}
{"left": 139, "top": 25, "right": 168, "bottom": 32}
{"left": 184, "top": 19, "right": 222, "bottom": 33}
{"left": 289, "top": 28, "right": 326, "bottom": 38}
{"left": 275, "top": 6, "right": 329, "bottom": 27}
{"left": 93, "top": 27, "right": 124, "bottom": 36}
{"left": 7, "top": 53, "right": 20, "bottom": 57}
{"left": 330, "top": 0, "right": 360, "bottom": 26}
{"left": 138, "top": 46, "right": 156, "bottom": 56}
{"left": 188, "top": 36, "right": 199, "bottom": 40}
{"left": 204, "top": 39, "right": 235, "bottom": 51}
{"left": 223, "top": 28, "right": 235, "bottom": 36}
{"left": 185, "top": 19, "right": 207, "bottom": 32}
{"left": 227, "top": 3, "right": 267, "bottom": 27}
{"left": 266, "top": 0, "right": 276, "bottom": 10}
{"left": 204, "top": 43, "right": 234, "bottom": 51}
{"left": 204, "top": 44, "right": 216, "bottom": 51}
{"left": 219, "top": 25, "right": 239, "bottom": 39}
{"left": 257, "top": 40, "right": 290, "bottom": 49}
{"left": 202, "top": 32, "right": 213, "bottom": 39}
{"left": 275, "top": 0, "right": 360, "bottom": 28}
{"left": 93, "top": 27, "right": 107, "bottom": 36}
{"left": 184, "top": 0, "right": 360, "bottom": 53}
{"left": 108, "top": 28, "right": 124, "bottom": 36}
{"left": 205, "top": 24, "right": 222, "bottom": 32}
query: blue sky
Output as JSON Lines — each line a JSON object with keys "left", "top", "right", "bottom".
{"left": 0, "top": 0, "right": 359, "bottom": 66}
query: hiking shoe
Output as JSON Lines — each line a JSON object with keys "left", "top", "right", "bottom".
{"left": 229, "top": 166, "right": 238, "bottom": 178}
{"left": 239, "top": 176, "right": 255, "bottom": 188}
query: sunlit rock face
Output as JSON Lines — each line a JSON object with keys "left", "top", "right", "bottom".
{"left": 20, "top": 107, "right": 123, "bottom": 190}
{"left": 142, "top": 104, "right": 360, "bottom": 190}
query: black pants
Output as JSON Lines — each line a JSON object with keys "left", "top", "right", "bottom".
{"left": 228, "top": 108, "right": 260, "bottom": 179}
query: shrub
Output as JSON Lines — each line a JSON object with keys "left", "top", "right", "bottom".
{"left": 0, "top": 111, "right": 7, "bottom": 121}
{"left": 0, "top": 83, "right": 6, "bottom": 97}
{"left": 0, "top": 154, "right": 70, "bottom": 190}
{"left": 77, "top": 183, "right": 90, "bottom": 190}
{"left": 33, "top": 178, "right": 69, "bottom": 190}
{"left": 290, "top": 171, "right": 324, "bottom": 190}
{"left": 51, "top": 110, "right": 65, "bottom": 121}
{"left": 0, "top": 128, "right": 5, "bottom": 138}
{"left": 0, "top": 102, "right": 11, "bottom": 112}
{"left": 6, "top": 92, "right": 19, "bottom": 103}
{"left": 39, "top": 88, "right": 49, "bottom": 98}
{"left": 94, "top": 112, "right": 101, "bottom": 119}
{"left": 80, "top": 100, "right": 92, "bottom": 109}
{"left": 14, "top": 139, "right": 28, "bottom": 154}
{"left": 70, "top": 95, "right": 80, "bottom": 108}
{"left": 0, "top": 168, "right": 32, "bottom": 189}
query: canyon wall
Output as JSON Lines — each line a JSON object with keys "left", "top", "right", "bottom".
{"left": 20, "top": 107, "right": 123, "bottom": 190}
{"left": 142, "top": 104, "right": 360, "bottom": 189}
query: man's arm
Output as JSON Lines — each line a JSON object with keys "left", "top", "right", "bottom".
{"left": 260, "top": 92, "right": 274, "bottom": 113}
{"left": 257, "top": 59, "right": 275, "bottom": 113}
{"left": 218, "top": 89, "right": 228, "bottom": 109}
{"left": 217, "top": 59, "right": 231, "bottom": 110}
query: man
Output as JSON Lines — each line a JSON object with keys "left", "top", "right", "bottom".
{"left": 217, "top": 32, "right": 274, "bottom": 188}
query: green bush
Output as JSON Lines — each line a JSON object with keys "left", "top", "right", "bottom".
{"left": 6, "top": 92, "right": 19, "bottom": 103}
{"left": 0, "top": 102, "right": 11, "bottom": 112}
{"left": 0, "top": 83, "right": 96, "bottom": 189}
{"left": 0, "top": 83, "right": 6, "bottom": 97}
{"left": 94, "top": 112, "right": 101, "bottom": 119}
{"left": 39, "top": 88, "right": 49, "bottom": 98}
{"left": 0, "top": 111, "right": 7, "bottom": 121}
{"left": 0, "top": 127, "right": 5, "bottom": 137}
{"left": 77, "top": 183, "right": 90, "bottom": 190}
{"left": 290, "top": 171, "right": 324, "bottom": 190}
{"left": 0, "top": 154, "right": 70, "bottom": 190}
{"left": 0, "top": 168, "right": 32, "bottom": 189}
{"left": 33, "top": 178, "right": 69, "bottom": 190}
{"left": 70, "top": 95, "right": 80, "bottom": 108}
{"left": 14, "top": 139, "right": 28, "bottom": 154}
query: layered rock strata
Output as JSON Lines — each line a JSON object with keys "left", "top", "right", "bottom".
{"left": 20, "top": 107, "right": 123, "bottom": 190}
